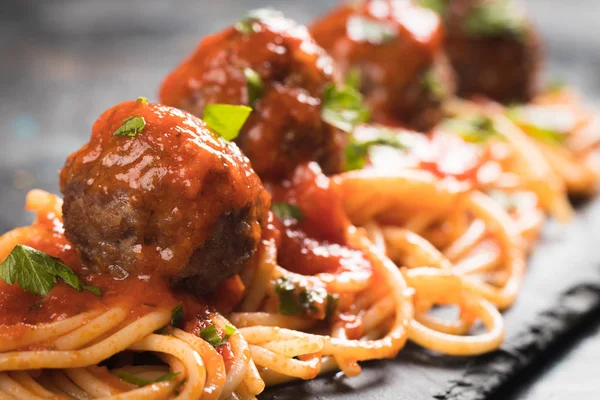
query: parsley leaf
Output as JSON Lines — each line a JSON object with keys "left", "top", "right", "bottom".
{"left": 274, "top": 277, "right": 338, "bottom": 320}
{"left": 0, "top": 244, "right": 101, "bottom": 296}
{"left": 442, "top": 115, "right": 502, "bottom": 143}
{"left": 507, "top": 105, "right": 571, "bottom": 145}
{"left": 346, "top": 16, "right": 397, "bottom": 45}
{"left": 322, "top": 83, "right": 370, "bottom": 132}
{"left": 546, "top": 79, "right": 567, "bottom": 94}
{"left": 244, "top": 67, "right": 264, "bottom": 107}
{"left": 199, "top": 323, "right": 236, "bottom": 347}
{"left": 421, "top": 67, "right": 447, "bottom": 100}
{"left": 203, "top": 104, "right": 252, "bottom": 141}
{"left": 415, "top": 0, "right": 448, "bottom": 16}
{"left": 84, "top": 285, "right": 102, "bottom": 296}
{"left": 136, "top": 96, "right": 149, "bottom": 105}
{"left": 271, "top": 202, "right": 304, "bottom": 221}
{"left": 345, "top": 68, "right": 361, "bottom": 91}
{"left": 235, "top": 8, "right": 283, "bottom": 35}
{"left": 344, "top": 129, "right": 407, "bottom": 171}
{"left": 112, "top": 116, "right": 146, "bottom": 137}
{"left": 464, "top": 0, "right": 527, "bottom": 41}
{"left": 115, "top": 371, "right": 180, "bottom": 387}
{"left": 171, "top": 303, "right": 184, "bottom": 328}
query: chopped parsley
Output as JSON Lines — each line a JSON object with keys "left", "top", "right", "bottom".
{"left": 274, "top": 277, "right": 339, "bottom": 320}
{"left": 115, "top": 370, "right": 180, "bottom": 387}
{"left": 442, "top": 114, "right": 502, "bottom": 143}
{"left": 421, "top": 67, "right": 447, "bottom": 100}
{"left": 546, "top": 78, "right": 567, "bottom": 94}
{"left": 346, "top": 16, "right": 397, "bottom": 45}
{"left": 344, "top": 129, "right": 407, "bottom": 171}
{"left": 322, "top": 82, "right": 370, "bottom": 133}
{"left": 199, "top": 323, "right": 236, "bottom": 347}
{"left": 463, "top": 0, "right": 527, "bottom": 41}
{"left": 171, "top": 303, "right": 184, "bottom": 328}
{"left": 84, "top": 285, "right": 102, "bottom": 296}
{"left": 271, "top": 202, "right": 304, "bottom": 221}
{"left": 0, "top": 244, "right": 101, "bottom": 296}
{"left": 112, "top": 116, "right": 146, "bottom": 137}
{"left": 345, "top": 68, "right": 361, "bottom": 91}
{"left": 415, "top": 0, "right": 448, "bottom": 16}
{"left": 203, "top": 104, "right": 252, "bottom": 141}
{"left": 244, "top": 67, "right": 264, "bottom": 107}
{"left": 235, "top": 8, "right": 283, "bottom": 35}
{"left": 507, "top": 105, "right": 572, "bottom": 145}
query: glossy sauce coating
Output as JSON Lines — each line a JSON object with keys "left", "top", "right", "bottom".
{"left": 311, "top": 0, "right": 453, "bottom": 131}
{"left": 0, "top": 209, "right": 177, "bottom": 343}
{"left": 269, "top": 163, "right": 372, "bottom": 277}
{"left": 0, "top": 205, "right": 234, "bottom": 359}
{"left": 60, "top": 100, "right": 270, "bottom": 292}
{"left": 358, "top": 125, "right": 486, "bottom": 183}
{"left": 160, "top": 12, "right": 346, "bottom": 180}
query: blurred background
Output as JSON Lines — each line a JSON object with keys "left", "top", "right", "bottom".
{"left": 1, "top": 1, "right": 600, "bottom": 398}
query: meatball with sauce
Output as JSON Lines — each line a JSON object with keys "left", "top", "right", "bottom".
{"left": 60, "top": 99, "right": 270, "bottom": 293}
{"left": 434, "top": 0, "right": 542, "bottom": 102}
{"left": 159, "top": 10, "right": 346, "bottom": 181}
{"left": 311, "top": 0, "right": 454, "bottom": 131}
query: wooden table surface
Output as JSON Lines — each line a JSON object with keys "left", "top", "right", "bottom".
{"left": 1, "top": 1, "right": 600, "bottom": 399}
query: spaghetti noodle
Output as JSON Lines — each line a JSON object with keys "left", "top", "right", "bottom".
{"left": 1, "top": 3, "right": 599, "bottom": 400}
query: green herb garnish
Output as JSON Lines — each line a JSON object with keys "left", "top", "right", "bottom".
{"left": 83, "top": 285, "right": 102, "bottom": 296}
{"left": 546, "top": 79, "right": 567, "bottom": 94}
{"left": 271, "top": 202, "right": 304, "bottom": 221}
{"left": 463, "top": 0, "right": 527, "bottom": 41}
{"left": 235, "top": 8, "right": 283, "bottom": 35}
{"left": 442, "top": 114, "right": 502, "bottom": 143}
{"left": 112, "top": 116, "right": 146, "bottom": 137}
{"left": 244, "top": 68, "right": 264, "bottom": 107}
{"left": 274, "top": 277, "right": 300, "bottom": 315}
{"left": 344, "top": 129, "right": 407, "bottom": 171}
{"left": 203, "top": 104, "right": 252, "bottom": 141}
{"left": 115, "top": 371, "right": 180, "bottom": 387}
{"left": 171, "top": 303, "right": 184, "bottom": 328}
{"left": 507, "top": 105, "right": 571, "bottom": 145}
{"left": 416, "top": 0, "right": 448, "bottom": 16}
{"left": 0, "top": 244, "right": 102, "bottom": 296}
{"left": 325, "top": 293, "right": 339, "bottom": 320}
{"left": 235, "top": 19, "right": 258, "bottom": 35}
{"left": 274, "top": 277, "right": 338, "bottom": 320}
{"left": 346, "top": 16, "right": 397, "bottom": 45}
{"left": 421, "top": 67, "right": 447, "bottom": 100}
{"left": 322, "top": 83, "right": 370, "bottom": 132}
{"left": 345, "top": 68, "right": 361, "bottom": 91}
{"left": 136, "top": 96, "right": 149, "bottom": 105}
{"left": 199, "top": 324, "right": 236, "bottom": 347}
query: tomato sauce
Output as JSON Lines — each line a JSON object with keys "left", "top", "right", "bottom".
{"left": 0, "top": 207, "right": 232, "bottom": 358}
{"left": 269, "top": 163, "right": 372, "bottom": 278}
{"left": 159, "top": 13, "right": 344, "bottom": 180}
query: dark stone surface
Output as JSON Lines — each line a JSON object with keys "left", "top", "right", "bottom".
{"left": 2, "top": 1, "right": 600, "bottom": 399}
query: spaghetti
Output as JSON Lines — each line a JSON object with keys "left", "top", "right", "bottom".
{"left": 1, "top": 3, "right": 599, "bottom": 400}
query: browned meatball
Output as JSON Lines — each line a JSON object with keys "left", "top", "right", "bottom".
{"left": 159, "top": 10, "right": 346, "bottom": 181}
{"left": 438, "top": 0, "right": 542, "bottom": 102}
{"left": 60, "top": 99, "right": 270, "bottom": 293}
{"left": 311, "top": 0, "right": 454, "bottom": 131}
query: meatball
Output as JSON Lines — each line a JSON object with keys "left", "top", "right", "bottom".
{"left": 60, "top": 99, "right": 270, "bottom": 293}
{"left": 159, "top": 10, "right": 345, "bottom": 181}
{"left": 311, "top": 0, "right": 454, "bottom": 131}
{"left": 441, "top": 0, "right": 542, "bottom": 102}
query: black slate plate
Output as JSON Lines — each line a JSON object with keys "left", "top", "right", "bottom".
{"left": 2, "top": 1, "right": 600, "bottom": 399}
